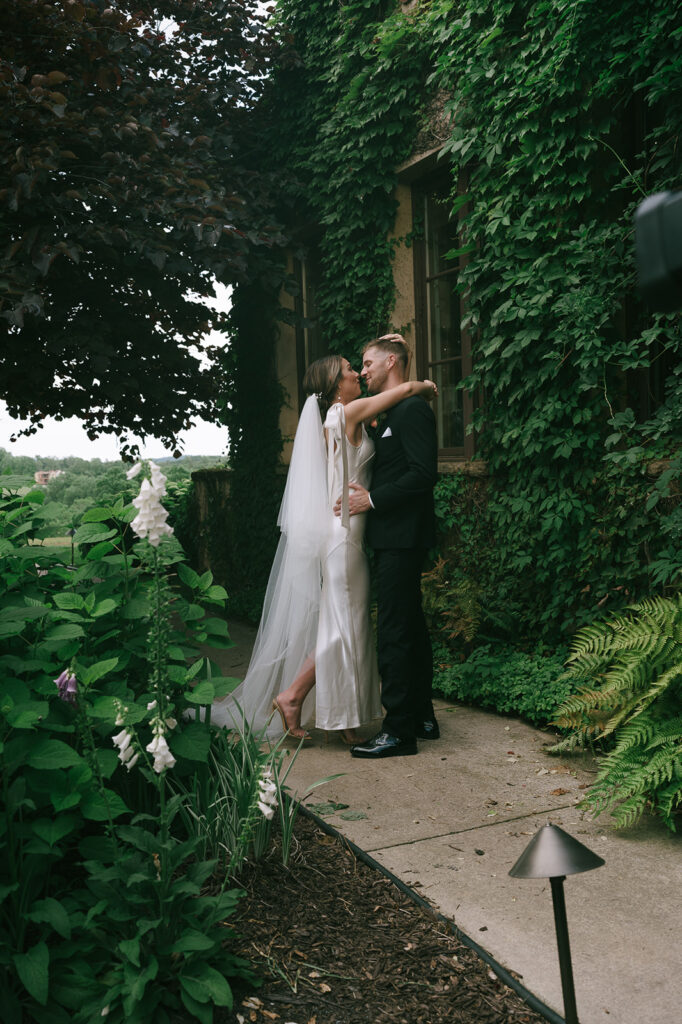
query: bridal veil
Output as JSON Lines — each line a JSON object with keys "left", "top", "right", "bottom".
{"left": 210, "top": 395, "right": 329, "bottom": 737}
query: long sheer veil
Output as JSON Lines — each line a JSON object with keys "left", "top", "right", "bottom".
{"left": 210, "top": 395, "right": 329, "bottom": 737}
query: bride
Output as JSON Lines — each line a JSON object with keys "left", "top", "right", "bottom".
{"left": 210, "top": 350, "right": 437, "bottom": 744}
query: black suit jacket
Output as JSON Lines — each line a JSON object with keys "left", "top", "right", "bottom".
{"left": 366, "top": 395, "right": 438, "bottom": 550}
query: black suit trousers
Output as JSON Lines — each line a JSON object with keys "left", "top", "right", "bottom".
{"left": 374, "top": 547, "right": 434, "bottom": 739}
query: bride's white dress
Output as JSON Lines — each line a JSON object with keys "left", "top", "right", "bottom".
{"left": 315, "top": 404, "right": 381, "bottom": 730}
{"left": 209, "top": 398, "right": 380, "bottom": 737}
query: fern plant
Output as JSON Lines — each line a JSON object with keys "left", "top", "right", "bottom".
{"left": 552, "top": 596, "right": 682, "bottom": 830}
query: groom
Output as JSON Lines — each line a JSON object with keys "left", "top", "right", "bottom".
{"left": 338, "top": 334, "right": 439, "bottom": 758}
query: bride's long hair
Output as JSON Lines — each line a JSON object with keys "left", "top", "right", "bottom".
{"left": 303, "top": 355, "right": 344, "bottom": 419}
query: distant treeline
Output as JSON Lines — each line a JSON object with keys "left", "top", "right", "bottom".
{"left": 0, "top": 448, "right": 225, "bottom": 535}
{"left": 0, "top": 448, "right": 224, "bottom": 477}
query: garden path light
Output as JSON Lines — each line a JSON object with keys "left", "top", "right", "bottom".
{"left": 509, "top": 823, "right": 605, "bottom": 1024}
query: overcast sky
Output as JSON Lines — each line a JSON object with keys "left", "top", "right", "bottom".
{"left": 1, "top": 283, "right": 232, "bottom": 463}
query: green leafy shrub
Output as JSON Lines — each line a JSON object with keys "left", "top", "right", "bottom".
{"left": 0, "top": 471, "right": 284, "bottom": 1022}
{"left": 433, "top": 642, "right": 572, "bottom": 728}
{"left": 164, "top": 474, "right": 200, "bottom": 568}
{"left": 552, "top": 595, "right": 682, "bottom": 830}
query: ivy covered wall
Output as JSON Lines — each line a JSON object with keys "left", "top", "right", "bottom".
{"left": 260, "top": 0, "right": 682, "bottom": 643}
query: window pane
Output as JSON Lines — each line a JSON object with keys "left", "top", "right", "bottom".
{"left": 429, "top": 274, "right": 461, "bottom": 362}
{"left": 424, "top": 191, "right": 463, "bottom": 448}
{"left": 429, "top": 359, "right": 464, "bottom": 449}
{"left": 426, "top": 193, "right": 458, "bottom": 281}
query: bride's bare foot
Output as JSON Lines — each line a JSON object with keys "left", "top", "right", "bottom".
{"left": 340, "top": 729, "right": 362, "bottom": 745}
{"left": 272, "top": 697, "right": 310, "bottom": 740}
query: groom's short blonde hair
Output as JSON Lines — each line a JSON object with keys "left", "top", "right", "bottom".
{"left": 363, "top": 333, "right": 411, "bottom": 372}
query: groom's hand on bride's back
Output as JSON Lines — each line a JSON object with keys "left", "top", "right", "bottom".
{"left": 334, "top": 483, "right": 371, "bottom": 517}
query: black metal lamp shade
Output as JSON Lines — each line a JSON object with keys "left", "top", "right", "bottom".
{"left": 509, "top": 824, "right": 605, "bottom": 879}
{"left": 509, "top": 825, "right": 605, "bottom": 1023}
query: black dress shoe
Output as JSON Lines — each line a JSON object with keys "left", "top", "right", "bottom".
{"left": 415, "top": 717, "right": 440, "bottom": 740}
{"left": 350, "top": 731, "right": 417, "bottom": 759}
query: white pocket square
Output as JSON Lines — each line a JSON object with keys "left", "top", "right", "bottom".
{"left": 381, "top": 426, "right": 392, "bottom": 437}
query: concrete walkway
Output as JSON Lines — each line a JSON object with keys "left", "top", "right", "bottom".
{"left": 215, "top": 620, "right": 681, "bottom": 1024}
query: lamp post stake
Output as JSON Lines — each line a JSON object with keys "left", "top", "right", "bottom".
{"left": 508, "top": 823, "right": 605, "bottom": 1024}
{"left": 550, "top": 876, "right": 579, "bottom": 1024}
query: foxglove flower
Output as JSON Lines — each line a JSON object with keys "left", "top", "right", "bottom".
{"left": 130, "top": 462, "right": 173, "bottom": 547}
{"left": 146, "top": 732, "right": 176, "bottom": 773}
{"left": 257, "top": 769, "right": 278, "bottom": 820}
{"left": 54, "top": 669, "right": 77, "bottom": 704}
{"left": 112, "top": 728, "right": 139, "bottom": 770}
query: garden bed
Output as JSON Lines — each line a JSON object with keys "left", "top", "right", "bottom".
{"left": 219, "top": 814, "right": 547, "bottom": 1024}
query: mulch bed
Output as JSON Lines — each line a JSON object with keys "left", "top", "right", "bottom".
{"left": 217, "top": 813, "right": 547, "bottom": 1024}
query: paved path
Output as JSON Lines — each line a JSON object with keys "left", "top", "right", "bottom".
{"left": 214, "top": 620, "right": 682, "bottom": 1024}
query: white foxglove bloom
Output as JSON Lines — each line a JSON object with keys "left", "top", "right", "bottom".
{"left": 257, "top": 799, "right": 276, "bottom": 820}
{"left": 121, "top": 749, "right": 140, "bottom": 771}
{"left": 257, "top": 769, "right": 278, "bottom": 820}
{"left": 146, "top": 732, "right": 176, "bottom": 773}
{"left": 126, "top": 462, "right": 142, "bottom": 480}
{"left": 131, "top": 473, "right": 173, "bottom": 547}
{"left": 112, "top": 728, "right": 132, "bottom": 755}
{"left": 112, "top": 728, "right": 139, "bottom": 770}
{"left": 114, "top": 701, "right": 130, "bottom": 727}
{"left": 149, "top": 461, "right": 167, "bottom": 497}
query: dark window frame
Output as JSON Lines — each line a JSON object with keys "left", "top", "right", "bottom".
{"left": 293, "top": 242, "right": 326, "bottom": 413}
{"left": 412, "top": 169, "right": 476, "bottom": 460}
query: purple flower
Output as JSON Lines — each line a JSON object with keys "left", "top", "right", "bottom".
{"left": 54, "top": 669, "right": 78, "bottom": 703}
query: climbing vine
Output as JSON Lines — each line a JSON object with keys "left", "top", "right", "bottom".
{"left": 268, "top": 0, "right": 436, "bottom": 349}
{"left": 264, "top": 0, "right": 682, "bottom": 642}
{"left": 432, "top": 0, "right": 682, "bottom": 638}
